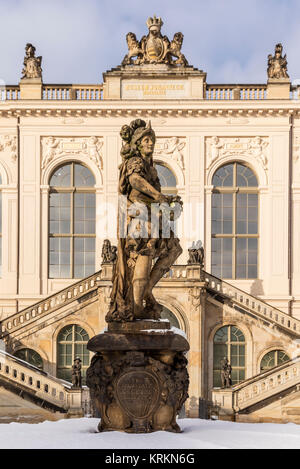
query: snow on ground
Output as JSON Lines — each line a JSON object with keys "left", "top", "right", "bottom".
{"left": 0, "top": 418, "right": 300, "bottom": 449}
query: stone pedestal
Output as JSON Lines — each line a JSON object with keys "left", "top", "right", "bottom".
{"left": 267, "top": 78, "right": 291, "bottom": 99}
{"left": 86, "top": 320, "right": 189, "bottom": 433}
{"left": 103, "top": 64, "right": 207, "bottom": 100}
{"left": 19, "top": 78, "right": 43, "bottom": 99}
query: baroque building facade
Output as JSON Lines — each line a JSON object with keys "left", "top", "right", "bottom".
{"left": 0, "top": 20, "right": 300, "bottom": 423}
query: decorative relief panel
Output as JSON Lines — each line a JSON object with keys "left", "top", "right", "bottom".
{"left": 153, "top": 137, "right": 186, "bottom": 169}
{"left": 206, "top": 136, "right": 269, "bottom": 170}
{"left": 0, "top": 135, "right": 17, "bottom": 162}
{"left": 41, "top": 136, "right": 103, "bottom": 170}
{"left": 293, "top": 135, "right": 300, "bottom": 163}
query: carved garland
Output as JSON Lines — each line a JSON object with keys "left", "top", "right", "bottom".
{"left": 41, "top": 136, "right": 104, "bottom": 171}
{"left": 206, "top": 136, "right": 269, "bottom": 171}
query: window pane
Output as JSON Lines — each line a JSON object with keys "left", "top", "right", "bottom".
{"left": 74, "top": 193, "right": 96, "bottom": 235}
{"left": 155, "top": 164, "right": 177, "bottom": 188}
{"left": 211, "top": 238, "right": 232, "bottom": 278}
{"left": 213, "top": 325, "right": 246, "bottom": 387}
{"left": 214, "top": 326, "right": 229, "bottom": 343}
{"left": 212, "top": 164, "right": 234, "bottom": 187}
{"left": 74, "top": 237, "right": 95, "bottom": 278}
{"left": 49, "top": 193, "right": 71, "bottom": 234}
{"left": 57, "top": 325, "right": 89, "bottom": 385}
{"left": 212, "top": 193, "right": 233, "bottom": 235}
{"left": 74, "top": 164, "right": 95, "bottom": 187}
{"left": 50, "top": 164, "right": 71, "bottom": 187}
{"left": 231, "top": 326, "right": 245, "bottom": 342}
{"left": 236, "top": 164, "right": 258, "bottom": 187}
{"left": 49, "top": 237, "right": 71, "bottom": 278}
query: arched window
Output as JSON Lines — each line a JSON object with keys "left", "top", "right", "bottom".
{"left": 213, "top": 325, "right": 246, "bottom": 387}
{"left": 160, "top": 306, "right": 181, "bottom": 329}
{"left": 49, "top": 162, "right": 96, "bottom": 278}
{"left": 57, "top": 324, "right": 89, "bottom": 383}
{"left": 0, "top": 173, "right": 2, "bottom": 277}
{"left": 260, "top": 350, "right": 290, "bottom": 372}
{"left": 211, "top": 162, "right": 258, "bottom": 279}
{"left": 155, "top": 163, "right": 177, "bottom": 195}
{"left": 14, "top": 348, "right": 43, "bottom": 369}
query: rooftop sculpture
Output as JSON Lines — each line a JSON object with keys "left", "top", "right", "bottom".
{"left": 122, "top": 16, "right": 188, "bottom": 66}
{"left": 21, "top": 43, "right": 42, "bottom": 79}
{"left": 267, "top": 43, "right": 289, "bottom": 80}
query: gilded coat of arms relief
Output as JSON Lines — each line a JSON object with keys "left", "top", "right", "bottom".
{"left": 153, "top": 137, "right": 186, "bottom": 169}
{"left": 206, "top": 136, "right": 269, "bottom": 170}
{"left": 41, "top": 137, "right": 103, "bottom": 171}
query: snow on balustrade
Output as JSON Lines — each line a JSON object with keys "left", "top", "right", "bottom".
{"left": 0, "top": 350, "right": 74, "bottom": 410}
{"left": 213, "top": 357, "right": 300, "bottom": 413}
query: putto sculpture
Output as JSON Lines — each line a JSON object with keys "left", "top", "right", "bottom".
{"left": 122, "top": 16, "right": 188, "bottom": 66}
{"left": 86, "top": 120, "right": 189, "bottom": 434}
{"left": 187, "top": 241, "right": 204, "bottom": 266}
{"left": 71, "top": 357, "right": 82, "bottom": 388}
{"left": 21, "top": 43, "right": 42, "bottom": 79}
{"left": 101, "top": 239, "right": 117, "bottom": 264}
{"left": 267, "top": 43, "right": 289, "bottom": 79}
{"left": 220, "top": 357, "right": 232, "bottom": 388}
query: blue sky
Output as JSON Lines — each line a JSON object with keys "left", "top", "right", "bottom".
{"left": 1, "top": 0, "right": 300, "bottom": 84}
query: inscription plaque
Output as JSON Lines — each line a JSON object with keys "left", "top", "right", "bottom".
{"left": 116, "top": 370, "right": 160, "bottom": 419}
{"left": 122, "top": 80, "right": 188, "bottom": 99}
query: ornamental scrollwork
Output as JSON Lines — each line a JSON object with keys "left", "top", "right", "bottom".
{"left": 206, "top": 136, "right": 269, "bottom": 170}
{"left": 41, "top": 136, "right": 103, "bottom": 170}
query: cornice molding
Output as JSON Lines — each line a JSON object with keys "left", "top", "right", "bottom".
{"left": 0, "top": 101, "right": 299, "bottom": 118}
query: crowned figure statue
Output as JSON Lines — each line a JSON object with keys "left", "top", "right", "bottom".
{"left": 267, "top": 43, "right": 289, "bottom": 80}
{"left": 106, "top": 119, "right": 183, "bottom": 323}
{"left": 21, "top": 43, "right": 42, "bottom": 79}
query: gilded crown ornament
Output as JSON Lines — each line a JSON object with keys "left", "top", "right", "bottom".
{"left": 122, "top": 16, "right": 188, "bottom": 67}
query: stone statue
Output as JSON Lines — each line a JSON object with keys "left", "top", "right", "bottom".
{"left": 101, "top": 239, "right": 117, "bottom": 264}
{"left": 21, "top": 43, "right": 42, "bottom": 79}
{"left": 106, "top": 119, "right": 183, "bottom": 323}
{"left": 72, "top": 357, "right": 82, "bottom": 388}
{"left": 187, "top": 241, "right": 204, "bottom": 266}
{"left": 122, "top": 16, "right": 188, "bottom": 66}
{"left": 86, "top": 120, "right": 189, "bottom": 434}
{"left": 267, "top": 43, "right": 289, "bottom": 79}
{"left": 220, "top": 357, "right": 232, "bottom": 388}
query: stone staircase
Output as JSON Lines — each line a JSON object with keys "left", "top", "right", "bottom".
{"left": 212, "top": 356, "right": 300, "bottom": 418}
{"left": 0, "top": 349, "right": 83, "bottom": 415}
{"left": 204, "top": 271, "right": 300, "bottom": 338}
{"left": 0, "top": 270, "right": 102, "bottom": 341}
{"left": 1, "top": 265, "right": 300, "bottom": 420}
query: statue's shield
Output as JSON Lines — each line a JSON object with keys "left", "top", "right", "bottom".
{"left": 116, "top": 370, "right": 160, "bottom": 419}
{"left": 26, "top": 58, "right": 38, "bottom": 76}
{"left": 146, "top": 37, "right": 164, "bottom": 62}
